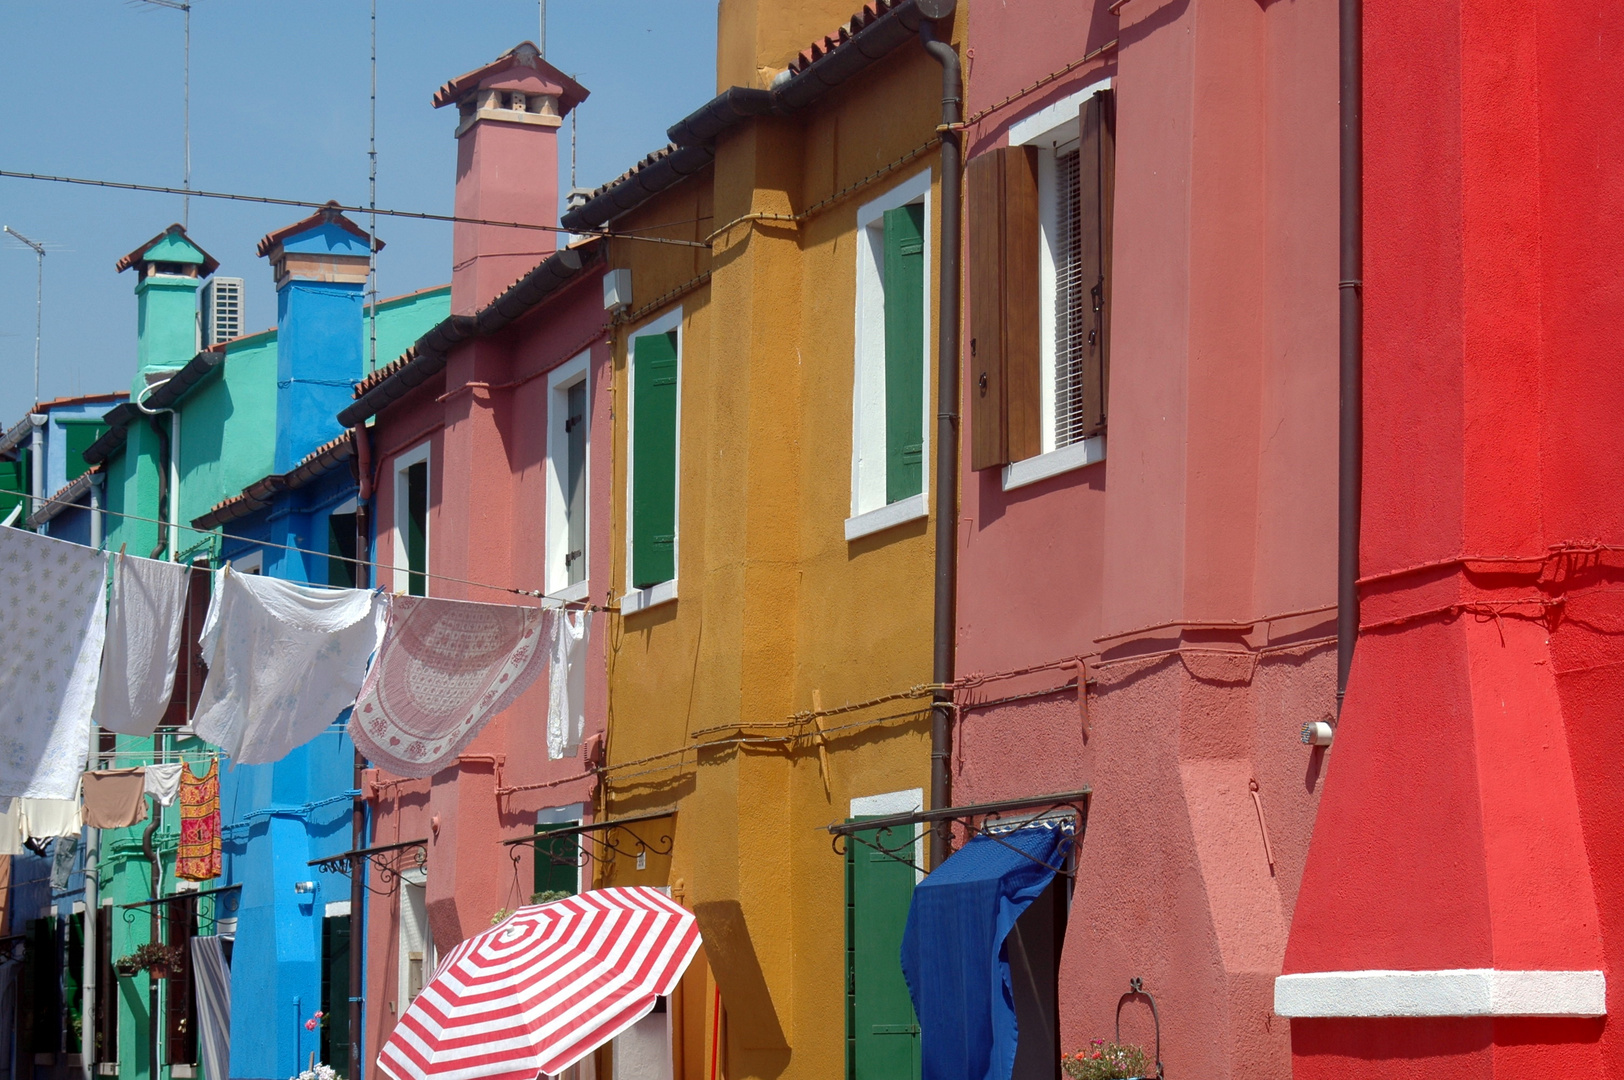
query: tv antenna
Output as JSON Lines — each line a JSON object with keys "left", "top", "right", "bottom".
{"left": 133, "top": 0, "right": 192, "bottom": 227}
{"left": 3, "top": 226, "right": 47, "bottom": 404}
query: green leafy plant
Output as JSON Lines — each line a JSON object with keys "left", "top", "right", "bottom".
{"left": 1062, "top": 1040, "right": 1152, "bottom": 1080}
{"left": 119, "top": 943, "right": 184, "bottom": 978}
{"left": 530, "top": 890, "right": 571, "bottom": 905}
{"left": 489, "top": 907, "right": 514, "bottom": 926}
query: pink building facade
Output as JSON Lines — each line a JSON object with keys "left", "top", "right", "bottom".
{"left": 953, "top": 0, "right": 1338, "bottom": 1076}
{"left": 337, "top": 44, "right": 612, "bottom": 1067}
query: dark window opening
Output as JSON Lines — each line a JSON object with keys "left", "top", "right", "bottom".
{"left": 405, "top": 461, "right": 428, "bottom": 597}
{"left": 328, "top": 512, "right": 359, "bottom": 589}
{"left": 321, "top": 914, "right": 352, "bottom": 1078}
{"left": 165, "top": 897, "right": 198, "bottom": 1066}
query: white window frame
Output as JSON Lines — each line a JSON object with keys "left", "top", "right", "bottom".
{"left": 847, "top": 169, "right": 933, "bottom": 542}
{"left": 392, "top": 440, "right": 432, "bottom": 595}
{"left": 545, "top": 351, "right": 592, "bottom": 602}
{"left": 850, "top": 788, "right": 925, "bottom": 883}
{"left": 1004, "top": 76, "right": 1113, "bottom": 492}
{"left": 621, "top": 307, "right": 682, "bottom": 616}
{"left": 536, "top": 803, "right": 585, "bottom": 897}
{"left": 398, "top": 869, "right": 433, "bottom": 1010}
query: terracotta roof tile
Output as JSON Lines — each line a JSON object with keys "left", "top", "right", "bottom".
{"left": 255, "top": 201, "right": 381, "bottom": 258}
{"left": 431, "top": 40, "right": 588, "bottom": 113}
{"left": 789, "top": 1, "right": 900, "bottom": 75}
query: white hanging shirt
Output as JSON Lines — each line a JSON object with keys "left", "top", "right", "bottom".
{"left": 95, "top": 551, "right": 191, "bottom": 736}
{"left": 192, "top": 567, "right": 386, "bottom": 765}
{"left": 0, "top": 527, "right": 109, "bottom": 799}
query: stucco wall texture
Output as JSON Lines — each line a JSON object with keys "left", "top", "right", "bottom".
{"left": 598, "top": 8, "right": 950, "bottom": 1076}
{"left": 955, "top": 0, "right": 1337, "bottom": 1076}
{"left": 1284, "top": 0, "right": 1624, "bottom": 1075}
{"left": 363, "top": 75, "right": 610, "bottom": 1064}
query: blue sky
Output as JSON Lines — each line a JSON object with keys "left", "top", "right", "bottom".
{"left": 0, "top": 1, "right": 717, "bottom": 422}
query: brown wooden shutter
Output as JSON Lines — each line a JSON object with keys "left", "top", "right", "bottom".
{"left": 967, "top": 146, "right": 1042, "bottom": 470}
{"left": 1078, "top": 89, "right": 1117, "bottom": 437}
{"left": 160, "top": 565, "right": 214, "bottom": 729}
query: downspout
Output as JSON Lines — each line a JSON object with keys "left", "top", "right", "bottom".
{"left": 349, "top": 423, "right": 371, "bottom": 1080}
{"left": 1336, "top": 0, "right": 1362, "bottom": 709}
{"left": 27, "top": 415, "right": 45, "bottom": 519}
{"left": 142, "top": 799, "right": 162, "bottom": 1080}
{"left": 89, "top": 473, "right": 104, "bottom": 550}
{"left": 167, "top": 411, "right": 181, "bottom": 562}
{"left": 82, "top": 827, "right": 99, "bottom": 1080}
{"left": 918, "top": 5, "right": 963, "bottom": 870}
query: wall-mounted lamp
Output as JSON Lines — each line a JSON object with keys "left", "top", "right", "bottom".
{"left": 293, "top": 881, "right": 316, "bottom": 894}
{"left": 1300, "top": 721, "right": 1334, "bottom": 747}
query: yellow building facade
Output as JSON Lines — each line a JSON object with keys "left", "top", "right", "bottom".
{"left": 568, "top": 2, "right": 963, "bottom": 1076}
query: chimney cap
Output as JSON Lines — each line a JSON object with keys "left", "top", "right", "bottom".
{"left": 115, "top": 224, "right": 220, "bottom": 277}
{"left": 255, "top": 201, "right": 383, "bottom": 259}
{"left": 431, "top": 41, "right": 588, "bottom": 115}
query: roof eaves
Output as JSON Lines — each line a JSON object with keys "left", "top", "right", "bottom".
{"left": 337, "top": 239, "right": 602, "bottom": 428}
{"left": 561, "top": 0, "right": 930, "bottom": 233}
{"left": 24, "top": 466, "right": 99, "bottom": 529}
{"left": 190, "top": 434, "right": 354, "bottom": 531}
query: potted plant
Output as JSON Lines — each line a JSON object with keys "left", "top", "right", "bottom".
{"left": 118, "top": 943, "right": 184, "bottom": 979}
{"left": 1062, "top": 1040, "right": 1153, "bottom": 1080}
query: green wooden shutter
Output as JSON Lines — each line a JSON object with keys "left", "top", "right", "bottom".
{"left": 321, "top": 914, "right": 352, "bottom": 1078}
{"left": 631, "top": 330, "right": 678, "bottom": 589}
{"left": 845, "top": 821, "right": 921, "bottom": 1080}
{"left": 883, "top": 204, "right": 926, "bottom": 505}
{"left": 64, "top": 422, "right": 108, "bottom": 482}
{"left": 532, "top": 823, "right": 580, "bottom": 900}
{"left": 65, "top": 913, "right": 84, "bottom": 1054}
{"left": 406, "top": 461, "right": 428, "bottom": 596}
{"left": 0, "top": 452, "right": 29, "bottom": 523}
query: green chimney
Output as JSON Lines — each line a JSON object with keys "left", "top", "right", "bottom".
{"left": 115, "top": 224, "right": 220, "bottom": 382}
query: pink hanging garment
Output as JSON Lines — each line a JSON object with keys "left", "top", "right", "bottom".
{"left": 349, "top": 596, "right": 551, "bottom": 777}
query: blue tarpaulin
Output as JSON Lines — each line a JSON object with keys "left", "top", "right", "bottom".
{"left": 899, "top": 823, "right": 1072, "bottom": 1080}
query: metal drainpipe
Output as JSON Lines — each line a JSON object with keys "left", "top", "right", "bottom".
{"left": 918, "top": 10, "right": 963, "bottom": 870}
{"left": 350, "top": 423, "right": 371, "bottom": 1079}
{"left": 83, "top": 827, "right": 100, "bottom": 1080}
{"left": 89, "top": 473, "right": 104, "bottom": 550}
{"left": 27, "top": 415, "right": 45, "bottom": 518}
{"left": 1336, "top": 0, "right": 1362, "bottom": 710}
{"left": 142, "top": 794, "right": 162, "bottom": 1080}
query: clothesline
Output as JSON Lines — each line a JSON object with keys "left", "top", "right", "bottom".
{"left": 41, "top": 501, "right": 612, "bottom": 613}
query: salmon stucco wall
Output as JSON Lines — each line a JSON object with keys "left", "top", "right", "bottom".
{"left": 955, "top": 0, "right": 1338, "bottom": 1076}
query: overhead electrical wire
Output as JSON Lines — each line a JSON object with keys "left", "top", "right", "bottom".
{"left": 0, "top": 169, "right": 708, "bottom": 249}
{"left": 32, "top": 498, "right": 611, "bottom": 611}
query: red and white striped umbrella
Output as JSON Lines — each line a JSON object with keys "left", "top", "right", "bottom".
{"left": 376, "top": 886, "right": 701, "bottom": 1080}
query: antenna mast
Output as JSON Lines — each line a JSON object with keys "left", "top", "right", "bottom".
{"left": 368, "top": 0, "right": 378, "bottom": 370}
{"left": 136, "top": 0, "right": 192, "bottom": 227}
{"left": 4, "top": 226, "right": 47, "bottom": 405}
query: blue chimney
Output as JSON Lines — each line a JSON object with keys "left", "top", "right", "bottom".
{"left": 256, "top": 202, "right": 381, "bottom": 473}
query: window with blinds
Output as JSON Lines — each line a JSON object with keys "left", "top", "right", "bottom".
{"left": 968, "top": 87, "right": 1115, "bottom": 471}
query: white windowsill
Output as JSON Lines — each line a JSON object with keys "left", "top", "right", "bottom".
{"left": 845, "top": 493, "right": 928, "bottom": 542}
{"left": 1002, "top": 436, "right": 1105, "bottom": 492}
{"left": 547, "top": 580, "right": 590, "bottom": 604}
{"left": 1274, "top": 969, "right": 1607, "bottom": 1018}
{"left": 621, "top": 579, "right": 677, "bottom": 616}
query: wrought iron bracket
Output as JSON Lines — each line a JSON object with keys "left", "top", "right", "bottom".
{"left": 826, "top": 789, "right": 1090, "bottom": 876}
{"left": 1116, "top": 977, "right": 1165, "bottom": 1079}
{"left": 309, "top": 838, "right": 427, "bottom": 896}
{"left": 501, "top": 810, "right": 676, "bottom": 872}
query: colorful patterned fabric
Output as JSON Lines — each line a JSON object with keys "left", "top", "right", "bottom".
{"left": 177, "top": 760, "right": 221, "bottom": 881}
{"left": 349, "top": 596, "right": 549, "bottom": 778}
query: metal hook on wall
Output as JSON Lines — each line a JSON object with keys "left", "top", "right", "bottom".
{"left": 1115, "top": 977, "right": 1164, "bottom": 1079}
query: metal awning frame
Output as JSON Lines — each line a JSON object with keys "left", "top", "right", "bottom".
{"left": 826, "top": 789, "right": 1091, "bottom": 877}
{"left": 500, "top": 809, "right": 676, "bottom": 872}
{"left": 309, "top": 837, "right": 427, "bottom": 896}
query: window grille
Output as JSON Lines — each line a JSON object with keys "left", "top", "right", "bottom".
{"left": 1053, "top": 148, "right": 1092, "bottom": 449}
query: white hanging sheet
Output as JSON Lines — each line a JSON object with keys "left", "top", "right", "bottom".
{"left": 547, "top": 609, "right": 592, "bottom": 760}
{"left": 192, "top": 567, "right": 386, "bottom": 765}
{"left": 95, "top": 550, "right": 191, "bottom": 736}
{"left": 0, "top": 527, "right": 109, "bottom": 799}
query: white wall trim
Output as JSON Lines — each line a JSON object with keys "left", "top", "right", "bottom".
{"left": 1008, "top": 76, "right": 1116, "bottom": 149}
{"left": 852, "top": 169, "right": 933, "bottom": 520}
{"left": 621, "top": 578, "right": 678, "bottom": 617}
{"left": 844, "top": 492, "right": 928, "bottom": 542}
{"left": 324, "top": 901, "right": 351, "bottom": 918}
{"left": 850, "top": 788, "right": 925, "bottom": 882}
{"left": 391, "top": 439, "right": 432, "bottom": 595}
{"left": 1274, "top": 969, "right": 1607, "bottom": 1018}
{"left": 625, "top": 307, "right": 683, "bottom": 599}
{"left": 1002, "top": 436, "right": 1106, "bottom": 492}
{"left": 545, "top": 350, "right": 592, "bottom": 597}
